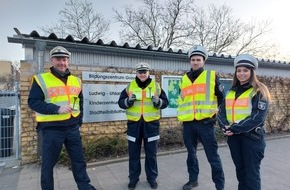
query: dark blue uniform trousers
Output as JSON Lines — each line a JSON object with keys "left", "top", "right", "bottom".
{"left": 228, "top": 134, "right": 265, "bottom": 190}
{"left": 183, "top": 121, "right": 224, "bottom": 190}
{"left": 128, "top": 138, "right": 158, "bottom": 183}
{"left": 40, "top": 126, "right": 91, "bottom": 190}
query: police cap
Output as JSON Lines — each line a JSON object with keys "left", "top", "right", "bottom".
{"left": 188, "top": 45, "right": 208, "bottom": 60}
{"left": 234, "top": 54, "right": 258, "bottom": 70}
{"left": 136, "top": 62, "right": 151, "bottom": 71}
{"left": 50, "top": 46, "right": 71, "bottom": 58}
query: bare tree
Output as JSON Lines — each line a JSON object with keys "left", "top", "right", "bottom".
{"left": 234, "top": 20, "right": 272, "bottom": 55}
{"left": 114, "top": 0, "right": 194, "bottom": 48}
{"left": 116, "top": 1, "right": 273, "bottom": 59}
{"left": 41, "top": 0, "right": 110, "bottom": 41}
{"left": 189, "top": 4, "right": 273, "bottom": 57}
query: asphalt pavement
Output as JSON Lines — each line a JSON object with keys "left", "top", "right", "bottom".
{"left": 1, "top": 135, "right": 290, "bottom": 190}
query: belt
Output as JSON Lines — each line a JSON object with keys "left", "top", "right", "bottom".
{"left": 242, "top": 127, "right": 264, "bottom": 141}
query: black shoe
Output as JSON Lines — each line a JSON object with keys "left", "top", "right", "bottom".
{"left": 183, "top": 181, "right": 198, "bottom": 190}
{"left": 148, "top": 180, "right": 158, "bottom": 189}
{"left": 128, "top": 180, "right": 138, "bottom": 190}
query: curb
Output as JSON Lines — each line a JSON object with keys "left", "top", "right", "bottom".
{"left": 265, "top": 134, "right": 290, "bottom": 141}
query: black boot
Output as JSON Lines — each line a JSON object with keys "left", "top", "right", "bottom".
{"left": 182, "top": 181, "right": 198, "bottom": 190}
{"left": 148, "top": 180, "right": 158, "bottom": 189}
{"left": 128, "top": 180, "right": 139, "bottom": 190}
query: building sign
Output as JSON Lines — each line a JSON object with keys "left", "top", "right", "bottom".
{"left": 161, "top": 75, "right": 233, "bottom": 117}
{"left": 82, "top": 71, "right": 135, "bottom": 82}
{"left": 82, "top": 84, "right": 127, "bottom": 122}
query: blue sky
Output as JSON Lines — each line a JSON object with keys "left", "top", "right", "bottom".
{"left": 0, "top": 0, "right": 289, "bottom": 61}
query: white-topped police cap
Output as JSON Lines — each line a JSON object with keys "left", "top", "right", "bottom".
{"left": 136, "top": 62, "right": 151, "bottom": 71}
{"left": 188, "top": 45, "right": 208, "bottom": 60}
{"left": 50, "top": 46, "right": 71, "bottom": 58}
{"left": 234, "top": 54, "right": 258, "bottom": 70}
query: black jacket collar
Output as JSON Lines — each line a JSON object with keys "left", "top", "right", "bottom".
{"left": 135, "top": 76, "right": 152, "bottom": 89}
{"left": 50, "top": 67, "right": 71, "bottom": 84}
{"left": 186, "top": 67, "right": 204, "bottom": 82}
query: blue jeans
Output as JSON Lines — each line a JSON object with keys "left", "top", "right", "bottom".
{"left": 40, "top": 126, "right": 91, "bottom": 190}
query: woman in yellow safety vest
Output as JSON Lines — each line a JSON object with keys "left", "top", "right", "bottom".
{"left": 218, "top": 54, "right": 271, "bottom": 190}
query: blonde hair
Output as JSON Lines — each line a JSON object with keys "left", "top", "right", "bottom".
{"left": 232, "top": 69, "right": 271, "bottom": 102}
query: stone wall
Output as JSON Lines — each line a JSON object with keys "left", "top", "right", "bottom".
{"left": 20, "top": 62, "right": 290, "bottom": 164}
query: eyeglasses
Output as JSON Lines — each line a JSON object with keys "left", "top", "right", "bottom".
{"left": 137, "top": 70, "right": 148, "bottom": 74}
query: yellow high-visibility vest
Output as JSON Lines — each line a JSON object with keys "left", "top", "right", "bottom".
{"left": 225, "top": 88, "right": 255, "bottom": 124}
{"left": 126, "top": 80, "right": 161, "bottom": 122}
{"left": 33, "top": 72, "right": 81, "bottom": 122}
{"left": 177, "top": 70, "right": 217, "bottom": 121}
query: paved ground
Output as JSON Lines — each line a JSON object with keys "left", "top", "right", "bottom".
{"left": 1, "top": 136, "right": 290, "bottom": 190}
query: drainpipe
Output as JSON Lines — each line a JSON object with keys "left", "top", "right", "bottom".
{"left": 35, "top": 41, "right": 46, "bottom": 74}
{"left": 34, "top": 41, "right": 46, "bottom": 158}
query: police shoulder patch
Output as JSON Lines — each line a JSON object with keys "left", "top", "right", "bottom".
{"left": 258, "top": 101, "right": 266, "bottom": 110}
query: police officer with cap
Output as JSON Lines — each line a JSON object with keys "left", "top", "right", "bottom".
{"left": 178, "top": 45, "right": 225, "bottom": 190}
{"left": 218, "top": 54, "right": 271, "bottom": 190}
{"left": 118, "top": 62, "right": 168, "bottom": 189}
{"left": 28, "top": 46, "right": 96, "bottom": 190}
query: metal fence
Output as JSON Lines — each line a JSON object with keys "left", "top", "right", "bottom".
{"left": 0, "top": 91, "right": 19, "bottom": 161}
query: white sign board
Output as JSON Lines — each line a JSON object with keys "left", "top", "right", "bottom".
{"left": 83, "top": 84, "right": 127, "bottom": 122}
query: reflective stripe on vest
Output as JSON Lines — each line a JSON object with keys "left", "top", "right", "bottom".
{"left": 225, "top": 88, "right": 255, "bottom": 124}
{"left": 33, "top": 72, "right": 81, "bottom": 122}
{"left": 126, "top": 80, "right": 161, "bottom": 122}
{"left": 177, "top": 70, "right": 217, "bottom": 121}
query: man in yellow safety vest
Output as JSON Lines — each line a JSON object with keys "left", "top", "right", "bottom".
{"left": 178, "top": 45, "right": 225, "bottom": 190}
{"left": 28, "top": 46, "right": 96, "bottom": 190}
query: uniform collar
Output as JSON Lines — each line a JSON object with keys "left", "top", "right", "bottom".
{"left": 50, "top": 66, "right": 71, "bottom": 78}
{"left": 135, "top": 76, "right": 152, "bottom": 89}
{"left": 231, "top": 82, "right": 252, "bottom": 92}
